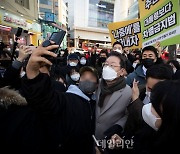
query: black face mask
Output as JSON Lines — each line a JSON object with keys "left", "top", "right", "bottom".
{"left": 142, "top": 58, "right": 155, "bottom": 68}
{"left": 79, "top": 81, "right": 97, "bottom": 94}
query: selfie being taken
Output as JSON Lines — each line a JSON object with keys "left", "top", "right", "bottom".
{"left": 0, "top": 0, "right": 180, "bottom": 154}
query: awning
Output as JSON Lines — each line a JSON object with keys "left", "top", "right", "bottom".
{"left": 0, "top": 24, "right": 11, "bottom": 31}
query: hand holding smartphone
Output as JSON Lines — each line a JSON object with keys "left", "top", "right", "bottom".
{"left": 42, "top": 30, "right": 66, "bottom": 60}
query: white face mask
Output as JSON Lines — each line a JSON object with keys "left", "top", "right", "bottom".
{"left": 102, "top": 66, "right": 117, "bottom": 81}
{"left": 142, "top": 103, "right": 161, "bottom": 131}
{"left": 114, "top": 49, "right": 123, "bottom": 54}
{"left": 69, "top": 62, "right": 77, "bottom": 67}
{"left": 80, "top": 59, "right": 86, "bottom": 65}
{"left": 132, "top": 62, "right": 137, "bottom": 68}
{"left": 70, "top": 73, "right": 80, "bottom": 81}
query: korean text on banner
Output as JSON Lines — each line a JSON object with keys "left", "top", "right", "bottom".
{"left": 139, "top": 0, "right": 180, "bottom": 47}
{"left": 108, "top": 19, "right": 142, "bottom": 49}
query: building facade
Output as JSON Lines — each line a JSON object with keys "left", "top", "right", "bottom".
{"left": 114, "top": 0, "right": 139, "bottom": 22}
{"left": 58, "top": 0, "right": 68, "bottom": 48}
{"left": 64, "top": 0, "right": 114, "bottom": 50}
{"left": 65, "top": 0, "right": 140, "bottom": 50}
{"left": 0, "top": 0, "right": 41, "bottom": 46}
{"left": 38, "top": 0, "right": 67, "bottom": 49}
{"left": 38, "top": 0, "right": 59, "bottom": 22}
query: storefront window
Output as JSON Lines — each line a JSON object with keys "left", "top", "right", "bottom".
{"left": 0, "top": 28, "right": 12, "bottom": 45}
{"left": 88, "top": 0, "right": 114, "bottom": 28}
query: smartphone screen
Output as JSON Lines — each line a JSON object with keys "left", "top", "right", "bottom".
{"left": 49, "top": 30, "right": 66, "bottom": 46}
{"left": 42, "top": 30, "right": 66, "bottom": 55}
{"left": 49, "top": 32, "right": 58, "bottom": 41}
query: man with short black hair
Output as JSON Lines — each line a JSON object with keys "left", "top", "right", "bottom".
{"left": 126, "top": 46, "right": 163, "bottom": 87}
{"left": 112, "top": 42, "right": 135, "bottom": 74}
{"left": 112, "top": 41, "right": 124, "bottom": 53}
{"left": 67, "top": 53, "right": 79, "bottom": 66}
{"left": 96, "top": 49, "right": 109, "bottom": 78}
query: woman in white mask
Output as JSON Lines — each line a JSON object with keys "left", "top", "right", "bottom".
{"left": 142, "top": 103, "right": 161, "bottom": 131}
{"left": 66, "top": 67, "right": 80, "bottom": 87}
{"left": 70, "top": 70, "right": 80, "bottom": 83}
{"left": 141, "top": 80, "right": 180, "bottom": 153}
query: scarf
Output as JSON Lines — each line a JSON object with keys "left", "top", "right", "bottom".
{"left": 98, "top": 77, "right": 126, "bottom": 108}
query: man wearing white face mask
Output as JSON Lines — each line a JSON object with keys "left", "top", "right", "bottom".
{"left": 95, "top": 51, "right": 132, "bottom": 142}
{"left": 59, "top": 53, "right": 80, "bottom": 79}
{"left": 112, "top": 41, "right": 123, "bottom": 54}
{"left": 67, "top": 53, "right": 79, "bottom": 67}
{"left": 112, "top": 42, "right": 134, "bottom": 74}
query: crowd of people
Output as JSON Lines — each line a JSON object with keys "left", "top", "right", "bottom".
{"left": 0, "top": 40, "right": 180, "bottom": 154}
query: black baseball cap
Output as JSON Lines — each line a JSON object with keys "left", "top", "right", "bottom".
{"left": 67, "top": 53, "right": 79, "bottom": 60}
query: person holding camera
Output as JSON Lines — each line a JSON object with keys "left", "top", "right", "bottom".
{"left": 21, "top": 43, "right": 99, "bottom": 154}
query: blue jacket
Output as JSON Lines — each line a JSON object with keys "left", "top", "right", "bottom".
{"left": 126, "top": 65, "right": 146, "bottom": 87}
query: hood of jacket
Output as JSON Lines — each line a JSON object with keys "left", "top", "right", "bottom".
{"left": 66, "top": 85, "right": 91, "bottom": 101}
{"left": 0, "top": 87, "right": 27, "bottom": 109}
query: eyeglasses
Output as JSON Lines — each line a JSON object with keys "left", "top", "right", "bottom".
{"left": 102, "top": 63, "right": 121, "bottom": 69}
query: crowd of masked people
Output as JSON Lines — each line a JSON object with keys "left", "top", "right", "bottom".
{"left": 0, "top": 40, "right": 180, "bottom": 154}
